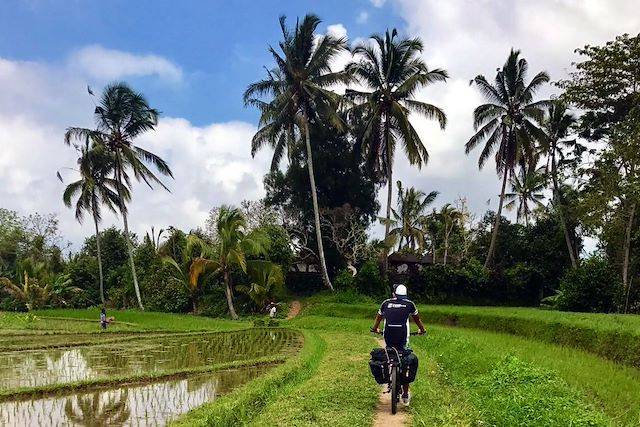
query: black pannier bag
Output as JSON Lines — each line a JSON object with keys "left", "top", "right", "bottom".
{"left": 400, "top": 352, "right": 419, "bottom": 384}
{"left": 369, "top": 348, "right": 401, "bottom": 384}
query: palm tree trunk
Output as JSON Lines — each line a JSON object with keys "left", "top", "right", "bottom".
{"left": 443, "top": 227, "right": 450, "bottom": 265}
{"left": 92, "top": 208, "right": 105, "bottom": 305}
{"left": 552, "top": 151, "right": 578, "bottom": 268}
{"left": 224, "top": 270, "right": 239, "bottom": 320}
{"left": 623, "top": 202, "right": 636, "bottom": 313}
{"left": 485, "top": 170, "right": 509, "bottom": 268}
{"left": 443, "top": 240, "right": 448, "bottom": 265}
{"left": 302, "top": 116, "right": 333, "bottom": 291}
{"left": 115, "top": 161, "right": 144, "bottom": 310}
{"left": 383, "top": 121, "right": 392, "bottom": 274}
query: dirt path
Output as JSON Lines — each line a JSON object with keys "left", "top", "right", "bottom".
{"left": 287, "top": 300, "right": 302, "bottom": 320}
{"left": 373, "top": 338, "right": 409, "bottom": 427}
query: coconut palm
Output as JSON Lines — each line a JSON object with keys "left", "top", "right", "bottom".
{"left": 465, "top": 49, "right": 549, "bottom": 267}
{"left": 64, "top": 391, "right": 130, "bottom": 426}
{"left": 211, "top": 206, "right": 269, "bottom": 319}
{"left": 541, "top": 101, "right": 579, "bottom": 267}
{"left": 163, "top": 234, "right": 217, "bottom": 312}
{"left": 65, "top": 82, "right": 173, "bottom": 310}
{"left": 0, "top": 261, "right": 81, "bottom": 310}
{"left": 347, "top": 28, "right": 447, "bottom": 270}
{"left": 389, "top": 181, "right": 439, "bottom": 251}
{"left": 237, "top": 260, "right": 285, "bottom": 309}
{"left": 244, "top": 14, "right": 352, "bottom": 291}
{"left": 61, "top": 141, "right": 129, "bottom": 304}
{"left": 504, "top": 164, "right": 547, "bottom": 226}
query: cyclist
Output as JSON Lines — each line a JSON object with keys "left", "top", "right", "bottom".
{"left": 371, "top": 284, "right": 425, "bottom": 406}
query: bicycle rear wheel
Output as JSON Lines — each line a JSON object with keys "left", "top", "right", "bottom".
{"left": 391, "top": 365, "right": 398, "bottom": 414}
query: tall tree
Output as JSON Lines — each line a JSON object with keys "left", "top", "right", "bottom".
{"left": 263, "top": 121, "right": 378, "bottom": 276}
{"left": 504, "top": 164, "right": 547, "bottom": 226}
{"left": 65, "top": 83, "right": 173, "bottom": 310}
{"left": 558, "top": 33, "right": 640, "bottom": 140}
{"left": 61, "top": 141, "right": 129, "bottom": 304}
{"left": 389, "top": 181, "right": 438, "bottom": 251}
{"left": 466, "top": 49, "right": 549, "bottom": 267}
{"left": 347, "top": 28, "right": 447, "bottom": 271}
{"left": 244, "top": 14, "right": 351, "bottom": 291}
{"left": 580, "top": 103, "right": 640, "bottom": 312}
{"left": 211, "top": 206, "right": 269, "bottom": 319}
{"left": 541, "top": 101, "right": 580, "bottom": 267}
{"left": 437, "top": 204, "right": 463, "bottom": 265}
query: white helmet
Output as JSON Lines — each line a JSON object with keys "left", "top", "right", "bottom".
{"left": 394, "top": 284, "right": 407, "bottom": 296}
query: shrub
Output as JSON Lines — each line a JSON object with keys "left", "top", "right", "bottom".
{"left": 285, "top": 271, "right": 324, "bottom": 295}
{"left": 502, "top": 262, "right": 542, "bottom": 305}
{"left": 354, "top": 260, "right": 385, "bottom": 296}
{"left": 333, "top": 269, "right": 355, "bottom": 291}
{"left": 555, "top": 258, "right": 621, "bottom": 313}
{"left": 141, "top": 265, "right": 191, "bottom": 313}
{"left": 418, "top": 259, "right": 491, "bottom": 304}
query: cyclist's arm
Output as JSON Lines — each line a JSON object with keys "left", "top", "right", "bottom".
{"left": 371, "top": 314, "right": 384, "bottom": 332}
{"left": 412, "top": 314, "right": 426, "bottom": 334}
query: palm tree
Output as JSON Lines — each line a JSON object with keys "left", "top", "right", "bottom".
{"left": 0, "top": 261, "right": 81, "bottom": 310}
{"left": 389, "top": 181, "right": 438, "bottom": 251}
{"left": 437, "top": 204, "right": 463, "bottom": 265}
{"left": 244, "top": 15, "right": 350, "bottom": 291}
{"left": 504, "top": 164, "right": 547, "bottom": 226}
{"left": 237, "top": 260, "right": 285, "bottom": 309}
{"left": 347, "top": 28, "right": 447, "bottom": 271}
{"left": 61, "top": 141, "right": 128, "bottom": 304}
{"left": 541, "top": 101, "right": 579, "bottom": 267}
{"left": 163, "top": 234, "right": 217, "bottom": 312}
{"left": 65, "top": 82, "right": 173, "bottom": 310}
{"left": 211, "top": 206, "right": 269, "bottom": 319}
{"left": 64, "top": 391, "right": 130, "bottom": 426}
{"left": 465, "top": 49, "right": 549, "bottom": 267}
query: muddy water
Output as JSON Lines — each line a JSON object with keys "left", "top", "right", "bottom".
{"left": 0, "top": 329, "right": 300, "bottom": 391}
{"left": 0, "top": 364, "right": 272, "bottom": 426}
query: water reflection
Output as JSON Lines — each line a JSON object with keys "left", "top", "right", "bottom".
{"left": 0, "top": 329, "right": 300, "bottom": 391}
{"left": 0, "top": 365, "right": 269, "bottom": 426}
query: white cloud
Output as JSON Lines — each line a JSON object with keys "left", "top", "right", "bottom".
{"left": 0, "top": 51, "right": 264, "bottom": 250}
{"left": 356, "top": 11, "right": 369, "bottom": 24}
{"left": 70, "top": 45, "right": 183, "bottom": 82}
{"left": 372, "top": 0, "right": 640, "bottom": 229}
{"left": 326, "top": 24, "right": 348, "bottom": 40}
{"left": 370, "top": 0, "right": 386, "bottom": 7}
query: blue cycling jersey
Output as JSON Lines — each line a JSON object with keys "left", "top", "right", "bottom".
{"left": 378, "top": 296, "right": 418, "bottom": 349}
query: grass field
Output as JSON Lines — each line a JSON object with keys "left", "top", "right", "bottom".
{"left": 1, "top": 299, "right": 639, "bottom": 426}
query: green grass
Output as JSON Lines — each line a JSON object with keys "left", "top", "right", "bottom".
{"left": 303, "top": 300, "right": 640, "bottom": 367}
{"left": 2, "top": 303, "right": 639, "bottom": 426}
{"left": 172, "top": 330, "right": 326, "bottom": 427}
{"left": 0, "top": 309, "right": 250, "bottom": 333}
{"left": 246, "top": 331, "right": 379, "bottom": 427}
{"left": 290, "top": 313, "right": 638, "bottom": 426}
{"left": 412, "top": 326, "right": 639, "bottom": 426}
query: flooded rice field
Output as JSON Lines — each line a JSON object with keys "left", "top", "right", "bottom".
{"left": 0, "top": 364, "right": 272, "bottom": 426}
{"left": 0, "top": 328, "right": 301, "bottom": 391}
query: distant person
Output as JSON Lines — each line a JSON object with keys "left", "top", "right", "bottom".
{"left": 100, "top": 308, "right": 107, "bottom": 330}
{"left": 371, "top": 284, "right": 425, "bottom": 406}
{"left": 265, "top": 301, "right": 280, "bottom": 319}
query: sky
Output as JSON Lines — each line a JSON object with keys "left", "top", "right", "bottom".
{"left": 1, "top": 0, "right": 639, "bottom": 251}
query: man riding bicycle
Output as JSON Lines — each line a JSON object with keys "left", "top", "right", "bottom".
{"left": 371, "top": 284, "right": 425, "bottom": 406}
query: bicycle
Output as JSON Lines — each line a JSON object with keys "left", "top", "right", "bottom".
{"left": 370, "top": 329, "right": 420, "bottom": 415}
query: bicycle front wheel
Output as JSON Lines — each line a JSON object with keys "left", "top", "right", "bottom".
{"left": 391, "top": 365, "right": 398, "bottom": 415}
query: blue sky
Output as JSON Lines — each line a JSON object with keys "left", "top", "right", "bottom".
{"left": 1, "top": 0, "right": 403, "bottom": 125}
{"left": 1, "top": 0, "right": 638, "bottom": 250}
